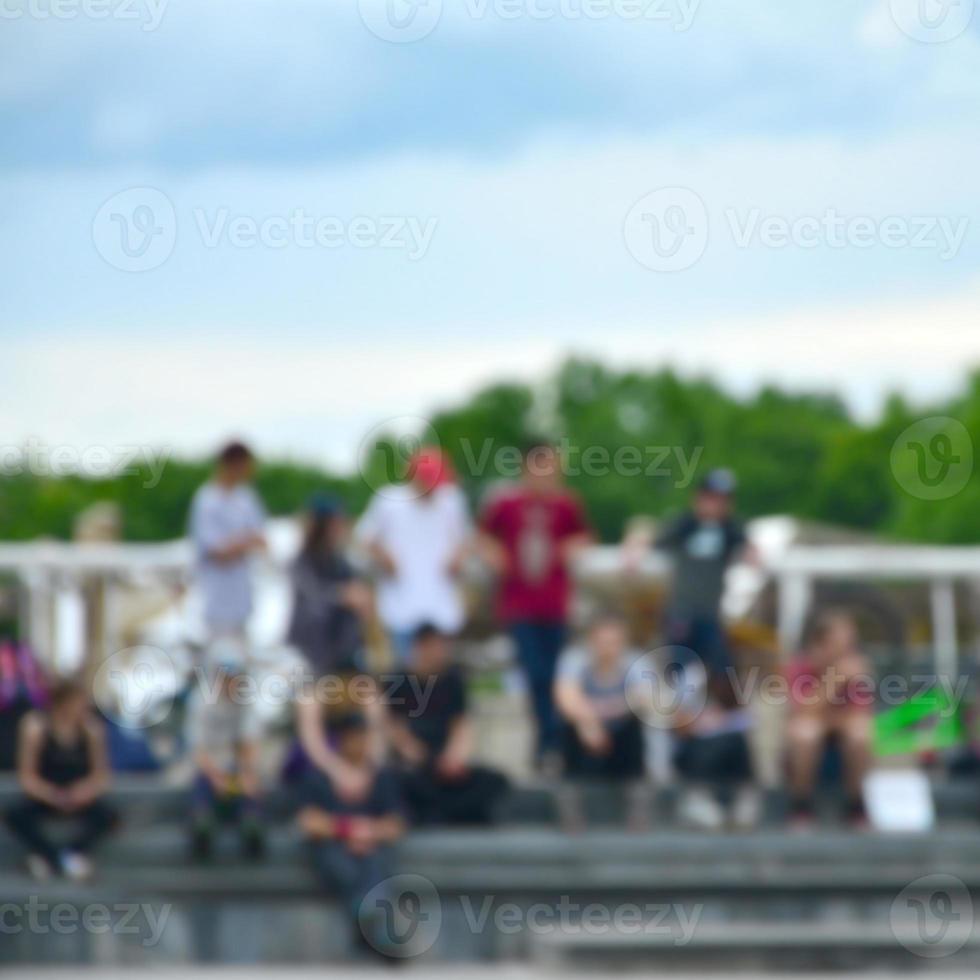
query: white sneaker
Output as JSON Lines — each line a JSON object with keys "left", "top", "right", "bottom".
{"left": 59, "top": 851, "right": 94, "bottom": 883}
{"left": 731, "top": 786, "right": 762, "bottom": 830}
{"left": 678, "top": 788, "right": 725, "bottom": 831}
{"left": 26, "top": 854, "right": 53, "bottom": 882}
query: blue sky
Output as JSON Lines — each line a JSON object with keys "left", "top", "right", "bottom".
{"left": 2, "top": 0, "right": 979, "bottom": 467}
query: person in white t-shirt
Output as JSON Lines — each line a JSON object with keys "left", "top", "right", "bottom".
{"left": 189, "top": 441, "right": 267, "bottom": 640}
{"left": 355, "top": 448, "right": 472, "bottom": 664}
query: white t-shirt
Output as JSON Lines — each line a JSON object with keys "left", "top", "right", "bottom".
{"left": 186, "top": 686, "right": 263, "bottom": 774}
{"left": 355, "top": 483, "right": 471, "bottom": 633}
{"left": 189, "top": 482, "right": 266, "bottom": 631}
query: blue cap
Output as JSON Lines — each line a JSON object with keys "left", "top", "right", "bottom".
{"left": 699, "top": 468, "right": 737, "bottom": 495}
{"left": 308, "top": 492, "right": 344, "bottom": 518}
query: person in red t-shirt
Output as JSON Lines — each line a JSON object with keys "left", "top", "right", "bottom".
{"left": 478, "top": 440, "right": 592, "bottom": 766}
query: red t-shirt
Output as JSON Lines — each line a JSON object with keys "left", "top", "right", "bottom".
{"left": 480, "top": 486, "right": 589, "bottom": 624}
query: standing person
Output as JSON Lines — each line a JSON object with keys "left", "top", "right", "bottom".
{"left": 656, "top": 469, "right": 753, "bottom": 675}
{"left": 355, "top": 447, "right": 471, "bottom": 664}
{"left": 479, "top": 439, "right": 592, "bottom": 768}
{"left": 4, "top": 680, "right": 116, "bottom": 881}
{"left": 385, "top": 624, "right": 508, "bottom": 826}
{"left": 296, "top": 713, "right": 407, "bottom": 958}
{"left": 288, "top": 494, "right": 372, "bottom": 676}
{"left": 186, "top": 646, "right": 265, "bottom": 861}
{"left": 785, "top": 610, "right": 874, "bottom": 828}
{"left": 189, "top": 440, "right": 266, "bottom": 641}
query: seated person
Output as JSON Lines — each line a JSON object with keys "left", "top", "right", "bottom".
{"left": 385, "top": 624, "right": 508, "bottom": 826}
{"left": 296, "top": 713, "right": 406, "bottom": 957}
{"left": 553, "top": 611, "right": 651, "bottom": 830}
{"left": 555, "top": 611, "right": 647, "bottom": 780}
{"left": 670, "top": 659, "right": 759, "bottom": 831}
{"left": 4, "top": 679, "right": 116, "bottom": 881}
{"left": 186, "top": 646, "right": 264, "bottom": 860}
{"left": 785, "top": 610, "right": 874, "bottom": 827}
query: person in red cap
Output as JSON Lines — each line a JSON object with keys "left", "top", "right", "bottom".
{"left": 355, "top": 446, "right": 473, "bottom": 664}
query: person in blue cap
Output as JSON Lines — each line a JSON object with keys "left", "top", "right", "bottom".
{"left": 655, "top": 468, "right": 753, "bottom": 675}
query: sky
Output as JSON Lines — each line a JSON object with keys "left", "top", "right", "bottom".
{"left": 2, "top": 0, "right": 979, "bottom": 470}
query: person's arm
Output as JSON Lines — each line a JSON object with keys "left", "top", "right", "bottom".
{"left": 383, "top": 709, "right": 429, "bottom": 767}
{"left": 191, "top": 493, "right": 263, "bottom": 564}
{"left": 16, "top": 714, "right": 64, "bottom": 808}
{"left": 436, "top": 716, "right": 474, "bottom": 778}
{"left": 237, "top": 739, "right": 262, "bottom": 799}
{"left": 354, "top": 497, "right": 397, "bottom": 577}
{"left": 559, "top": 495, "right": 593, "bottom": 564}
{"left": 66, "top": 716, "right": 111, "bottom": 809}
{"left": 554, "top": 659, "right": 610, "bottom": 755}
{"left": 295, "top": 698, "right": 370, "bottom": 801}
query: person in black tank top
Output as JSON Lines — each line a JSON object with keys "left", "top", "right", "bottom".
{"left": 4, "top": 680, "right": 117, "bottom": 881}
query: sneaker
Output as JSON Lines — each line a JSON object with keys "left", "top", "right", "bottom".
{"left": 26, "top": 853, "right": 53, "bottom": 882}
{"left": 59, "top": 851, "right": 94, "bottom": 883}
{"left": 731, "top": 786, "right": 761, "bottom": 830}
{"left": 677, "top": 788, "right": 725, "bottom": 831}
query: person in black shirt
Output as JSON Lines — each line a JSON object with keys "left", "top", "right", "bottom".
{"left": 4, "top": 680, "right": 117, "bottom": 881}
{"left": 385, "top": 624, "right": 508, "bottom": 826}
{"left": 656, "top": 469, "right": 753, "bottom": 674}
{"left": 297, "top": 712, "right": 406, "bottom": 956}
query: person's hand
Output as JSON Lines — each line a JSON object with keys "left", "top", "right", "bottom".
{"left": 346, "top": 817, "right": 377, "bottom": 855}
{"left": 577, "top": 719, "right": 611, "bottom": 756}
{"left": 397, "top": 737, "right": 429, "bottom": 767}
{"left": 64, "top": 781, "right": 99, "bottom": 811}
{"left": 340, "top": 581, "right": 372, "bottom": 617}
{"left": 48, "top": 787, "right": 76, "bottom": 813}
{"left": 436, "top": 750, "right": 468, "bottom": 781}
{"left": 375, "top": 548, "right": 397, "bottom": 577}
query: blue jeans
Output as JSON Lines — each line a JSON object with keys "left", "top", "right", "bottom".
{"left": 664, "top": 614, "right": 732, "bottom": 676}
{"left": 509, "top": 621, "right": 566, "bottom": 758}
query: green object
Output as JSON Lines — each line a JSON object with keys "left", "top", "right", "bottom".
{"left": 874, "top": 685, "right": 964, "bottom": 756}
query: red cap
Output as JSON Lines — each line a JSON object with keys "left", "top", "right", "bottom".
{"left": 408, "top": 447, "right": 454, "bottom": 492}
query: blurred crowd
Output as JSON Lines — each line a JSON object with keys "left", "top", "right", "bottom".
{"left": 2, "top": 438, "right": 876, "bottom": 954}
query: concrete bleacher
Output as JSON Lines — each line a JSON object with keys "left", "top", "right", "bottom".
{"left": 2, "top": 775, "right": 980, "bottom": 967}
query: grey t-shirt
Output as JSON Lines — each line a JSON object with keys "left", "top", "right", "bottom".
{"left": 190, "top": 482, "right": 265, "bottom": 631}
{"left": 656, "top": 512, "right": 746, "bottom": 619}
{"left": 556, "top": 646, "right": 648, "bottom": 723}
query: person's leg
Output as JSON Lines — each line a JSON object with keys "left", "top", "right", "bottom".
{"left": 834, "top": 710, "right": 873, "bottom": 811}
{"left": 510, "top": 622, "right": 547, "bottom": 760}
{"left": 66, "top": 800, "right": 118, "bottom": 854}
{"left": 4, "top": 799, "right": 60, "bottom": 865}
{"left": 311, "top": 840, "right": 365, "bottom": 917}
{"left": 238, "top": 793, "right": 265, "bottom": 859}
{"left": 433, "top": 767, "right": 508, "bottom": 825}
{"left": 786, "top": 712, "right": 829, "bottom": 811}
{"left": 401, "top": 768, "right": 441, "bottom": 826}
{"left": 190, "top": 772, "right": 219, "bottom": 859}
